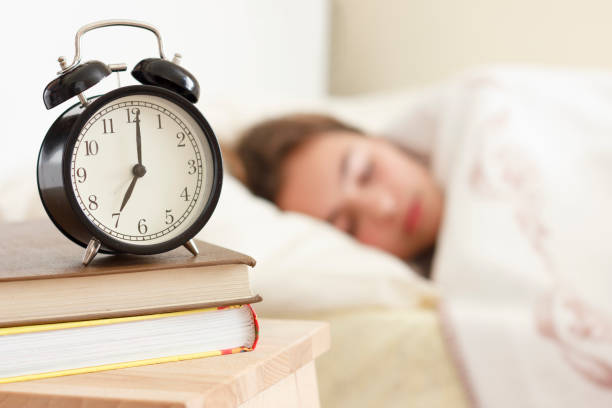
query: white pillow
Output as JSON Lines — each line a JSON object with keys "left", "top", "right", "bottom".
{"left": 194, "top": 92, "right": 438, "bottom": 315}
{"left": 197, "top": 174, "right": 436, "bottom": 316}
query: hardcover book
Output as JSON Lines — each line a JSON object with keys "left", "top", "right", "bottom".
{"left": 0, "top": 304, "right": 259, "bottom": 383}
{"left": 0, "top": 220, "right": 261, "bottom": 327}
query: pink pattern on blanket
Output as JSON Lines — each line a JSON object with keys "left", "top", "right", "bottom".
{"left": 468, "top": 110, "right": 612, "bottom": 389}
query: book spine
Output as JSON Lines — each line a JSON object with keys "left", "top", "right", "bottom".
{"left": 247, "top": 303, "right": 260, "bottom": 350}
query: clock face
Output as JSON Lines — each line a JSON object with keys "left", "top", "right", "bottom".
{"left": 69, "top": 94, "right": 216, "bottom": 246}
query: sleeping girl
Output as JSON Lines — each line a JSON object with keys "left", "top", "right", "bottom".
{"left": 229, "top": 113, "right": 443, "bottom": 275}
{"left": 226, "top": 70, "right": 612, "bottom": 399}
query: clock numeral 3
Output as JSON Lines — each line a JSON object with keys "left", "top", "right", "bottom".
{"left": 165, "top": 209, "right": 174, "bottom": 225}
{"left": 180, "top": 187, "right": 191, "bottom": 202}
{"left": 112, "top": 212, "right": 120, "bottom": 228}
{"left": 138, "top": 218, "right": 148, "bottom": 234}
{"left": 88, "top": 195, "right": 98, "bottom": 211}
{"left": 187, "top": 159, "right": 196, "bottom": 175}
{"left": 84, "top": 140, "right": 99, "bottom": 156}
{"left": 76, "top": 167, "right": 87, "bottom": 183}
{"left": 176, "top": 132, "right": 186, "bottom": 147}
{"left": 126, "top": 108, "right": 140, "bottom": 123}
{"left": 102, "top": 118, "right": 115, "bottom": 134}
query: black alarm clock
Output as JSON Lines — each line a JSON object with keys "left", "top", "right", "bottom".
{"left": 38, "top": 20, "right": 223, "bottom": 265}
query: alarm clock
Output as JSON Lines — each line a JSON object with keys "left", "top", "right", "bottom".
{"left": 38, "top": 20, "right": 223, "bottom": 265}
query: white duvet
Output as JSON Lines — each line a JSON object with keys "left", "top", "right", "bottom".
{"left": 426, "top": 67, "right": 612, "bottom": 407}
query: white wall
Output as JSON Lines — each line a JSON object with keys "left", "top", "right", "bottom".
{"left": 331, "top": 0, "right": 612, "bottom": 94}
{"left": 0, "top": 0, "right": 328, "bottom": 178}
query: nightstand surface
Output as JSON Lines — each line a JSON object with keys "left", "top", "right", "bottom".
{"left": 0, "top": 319, "right": 330, "bottom": 408}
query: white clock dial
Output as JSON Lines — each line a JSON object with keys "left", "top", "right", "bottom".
{"left": 70, "top": 94, "right": 215, "bottom": 245}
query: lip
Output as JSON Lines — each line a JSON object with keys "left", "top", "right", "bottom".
{"left": 402, "top": 198, "right": 422, "bottom": 234}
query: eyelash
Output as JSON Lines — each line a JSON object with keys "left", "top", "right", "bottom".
{"left": 358, "top": 160, "right": 374, "bottom": 185}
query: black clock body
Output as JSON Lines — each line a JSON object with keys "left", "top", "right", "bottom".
{"left": 37, "top": 85, "right": 223, "bottom": 255}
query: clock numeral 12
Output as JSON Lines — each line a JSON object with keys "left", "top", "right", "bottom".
{"left": 157, "top": 114, "right": 163, "bottom": 129}
{"left": 126, "top": 108, "right": 140, "bottom": 123}
{"left": 102, "top": 118, "right": 115, "bottom": 134}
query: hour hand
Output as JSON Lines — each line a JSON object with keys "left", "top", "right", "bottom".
{"left": 119, "top": 175, "right": 138, "bottom": 212}
{"left": 119, "top": 164, "right": 147, "bottom": 212}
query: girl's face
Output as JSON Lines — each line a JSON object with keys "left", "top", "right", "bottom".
{"left": 276, "top": 131, "right": 443, "bottom": 260}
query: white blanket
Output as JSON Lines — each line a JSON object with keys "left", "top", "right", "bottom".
{"left": 420, "top": 68, "right": 612, "bottom": 407}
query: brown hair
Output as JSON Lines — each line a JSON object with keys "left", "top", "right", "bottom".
{"left": 231, "top": 113, "right": 362, "bottom": 202}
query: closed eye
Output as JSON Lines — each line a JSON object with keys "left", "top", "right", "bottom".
{"left": 358, "top": 160, "right": 374, "bottom": 185}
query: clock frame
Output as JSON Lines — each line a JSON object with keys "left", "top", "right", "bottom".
{"left": 38, "top": 85, "right": 223, "bottom": 257}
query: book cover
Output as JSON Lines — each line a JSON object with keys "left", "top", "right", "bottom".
{"left": 0, "top": 219, "right": 261, "bottom": 327}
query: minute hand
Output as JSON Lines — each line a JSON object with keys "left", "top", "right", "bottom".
{"left": 135, "top": 111, "right": 142, "bottom": 166}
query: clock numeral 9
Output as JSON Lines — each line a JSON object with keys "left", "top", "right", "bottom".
{"left": 177, "top": 132, "right": 186, "bottom": 147}
{"left": 76, "top": 167, "right": 87, "bottom": 183}
{"left": 138, "top": 218, "right": 148, "bottom": 235}
{"left": 126, "top": 108, "right": 140, "bottom": 123}
{"left": 180, "top": 187, "right": 191, "bottom": 202}
{"left": 165, "top": 209, "right": 174, "bottom": 225}
{"left": 88, "top": 195, "right": 98, "bottom": 211}
{"left": 187, "top": 159, "right": 196, "bottom": 175}
{"left": 84, "top": 140, "right": 99, "bottom": 156}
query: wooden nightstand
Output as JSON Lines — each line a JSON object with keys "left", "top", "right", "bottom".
{"left": 0, "top": 319, "right": 330, "bottom": 407}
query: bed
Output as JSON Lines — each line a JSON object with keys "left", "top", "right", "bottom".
{"left": 0, "top": 87, "right": 469, "bottom": 407}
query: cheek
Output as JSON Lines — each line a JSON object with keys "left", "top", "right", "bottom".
{"left": 375, "top": 156, "right": 419, "bottom": 196}
{"left": 355, "top": 222, "right": 400, "bottom": 253}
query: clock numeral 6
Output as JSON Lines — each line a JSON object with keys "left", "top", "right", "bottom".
{"left": 165, "top": 209, "right": 174, "bottom": 225}
{"left": 84, "top": 140, "right": 99, "bottom": 156}
{"left": 138, "top": 218, "right": 148, "bottom": 235}
{"left": 88, "top": 195, "right": 98, "bottom": 211}
{"left": 176, "top": 132, "right": 186, "bottom": 147}
{"left": 76, "top": 167, "right": 87, "bottom": 183}
{"left": 187, "top": 159, "right": 196, "bottom": 175}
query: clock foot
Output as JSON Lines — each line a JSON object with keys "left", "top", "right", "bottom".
{"left": 184, "top": 239, "right": 199, "bottom": 256}
{"left": 82, "top": 238, "right": 101, "bottom": 266}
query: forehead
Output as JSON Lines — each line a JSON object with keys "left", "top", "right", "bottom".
{"left": 276, "top": 132, "right": 359, "bottom": 218}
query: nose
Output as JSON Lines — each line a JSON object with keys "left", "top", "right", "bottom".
{"left": 349, "top": 188, "right": 397, "bottom": 221}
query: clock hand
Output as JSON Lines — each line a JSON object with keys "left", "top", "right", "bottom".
{"left": 120, "top": 110, "right": 145, "bottom": 213}
{"left": 119, "top": 176, "right": 138, "bottom": 212}
{"left": 119, "top": 164, "right": 147, "bottom": 212}
{"left": 135, "top": 110, "right": 142, "bottom": 166}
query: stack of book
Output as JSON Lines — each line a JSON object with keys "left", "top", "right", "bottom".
{"left": 0, "top": 220, "right": 261, "bottom": 384}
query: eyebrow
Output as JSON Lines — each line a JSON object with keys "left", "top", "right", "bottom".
{"left": 326, "top": 148, "right": 351, "bottom": 223}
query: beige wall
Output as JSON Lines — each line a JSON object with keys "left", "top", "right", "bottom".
{"left": 330, "top": 0, "right": 612, "bottom": 95}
